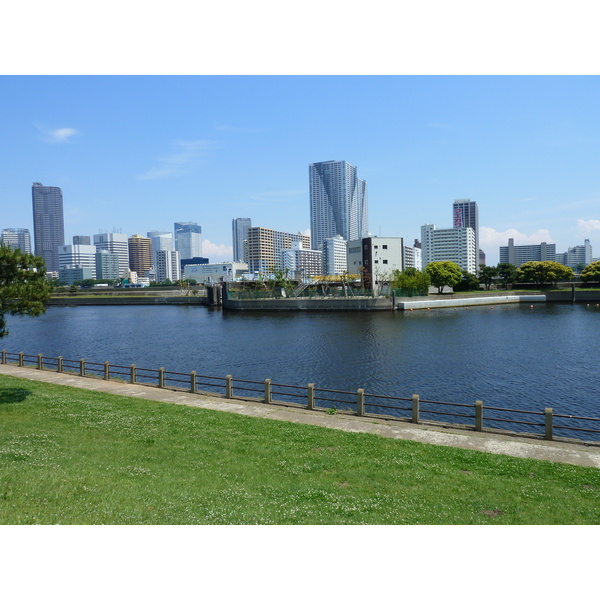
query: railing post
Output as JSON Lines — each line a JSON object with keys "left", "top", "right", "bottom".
{"left": 475, "top": 400, "right": 483, "bottom": 432}
{"left": 158, "top": 367, "right": 165, "bottom": 388}
{"left": 130, "top": 364, "right": 137, "bottom": 384}
{"left": 104, "top": 361, "right": 110, "bottom": 380}
{"left": 225, "top": 375, "right": 233, "bottom": 399}
{"left": 264, "top": 378, "right": 272, "bottom": 403}
{"left": 545, "top": 407, "right": 553, "bottom": 441}
{"left": 37, "top": 353, "right": 44, "bottom": 370}
{"left": 79, "top": 358, "right": 86, "bottom": 377}
{"left": 412, "top": 394, "right": 420, "bottom": 424}
{"left": 18, "top": 351, "right": 24, "bottom": 367}
{"left": 190, "top": 371, "right": 197, "bottom": 393}
{"left": 307, "top": 383, "right": 315, "bottom": 410}
{"left": 57, "top": 356, "right": 63, "bottom": 373}
{"left": 357, "top": 388, "right": 365, "bottom": 417}
{"left": 1, "top": 350, "right": 7, "bottom": 364}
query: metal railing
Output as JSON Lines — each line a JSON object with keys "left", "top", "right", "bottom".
{"left": 2, "top": 349, "right": 600, "bottom": 444}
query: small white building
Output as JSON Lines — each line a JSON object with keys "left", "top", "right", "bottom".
{"left": 183, "top": 262, "right": 248, "bottom": 283}
{"left": 347, "top": 236, "right": 404, "bottom": 289}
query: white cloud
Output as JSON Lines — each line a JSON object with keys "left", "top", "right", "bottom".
{"left": 36, "top": 124, "right": 79, "bottom": 143}
{"left": 202, "top": 239, "right": 233, "bottom": 262}
{"left": 137, "top": 139, "right": 212, "bottom": 180}
{"left": 577, "top": 219, "right": 600, "bottom": 234}
{"left": 480, "top": 226, "right": 555, "bottom": 247}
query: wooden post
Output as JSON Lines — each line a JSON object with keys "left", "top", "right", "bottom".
{"left": 104, "top": 362, "right": 110, "bottom": 380}
{"left": 545, "top": 407, "right": 553, "bottom": 441}
{"left": 158, "top": 367, "right": 165, "bottom": 388}
{"left": 130, "top": 364, "right": 137, "bottom": 384}
{"left": 1, "top": 350, "right": 7, "bottom": 364}
{"left": 357, "top": 388, "right": 365, "bottom": 417}
{"left": 225, "top": 375, "right": 233, "bottom": 399}
{"left": 18, "top": 351, "right": 24, "bottom": 367}
{"left": 79, "top": 359, "right": 86, "bottom": 377}
{"left": 475, "top": 400, "right": 483, "bottom": 432}
{"left": 57, "top": 356, "right": 63, "bottom": 373}
{"left": 307, "top": 383, "right": 315, "bottom": 410}
{"left": 264, "top": 379, "right": 272, "bottom": 403}
{"left": 37, "top": 353, "right": 44, "bottom": 370}
{"left": 190, "top": 371, "right": 197, "bottom": 393}
{"left": 412, "top": 394, "right": 420, "bottom": 424}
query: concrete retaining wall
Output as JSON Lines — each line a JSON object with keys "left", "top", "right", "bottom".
{"left": 223, "top": 296, "right": 393, "bottom": 311}
{"left": 398, "top": 295, "right": 546, "bottom": 310}
{"left": 47, "top": 296, "right": 208, "bottom": 306}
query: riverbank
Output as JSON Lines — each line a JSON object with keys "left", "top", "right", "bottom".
{"left": 1, "top": 366, "right": 599, "bottom": 525}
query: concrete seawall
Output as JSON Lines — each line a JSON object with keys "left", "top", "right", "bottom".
{"left": 398, "top": 295, "right": 546, "bottom": 310}
{"left": 47, "top": 296, "right": 209, "bottom": 306}
{"left": 222, "top": 296, "right": 393, "bottom": 311}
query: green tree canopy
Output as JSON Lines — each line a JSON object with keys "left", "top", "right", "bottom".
{"left": 580, "top": 261, "right": 600, "bottom": 284}
{"left": 424, "top": 261, "right": 462, "bottom": 294}
{"left": 497, "top": 263, "right": 517, "bottom": 288}
{"left": 390, "top": 267, "right": 431, "bottom": 296}
{"left": 453, "top": 270, "right": 480, "bottom": 292}
{"left": 478, "top": 266, "right": 498, "bottom": 291}
{"left": 516, "top": 261, "right": 574, "bottom": 287}
{"left": 0, "top": 244, "right": 52, "bottom": 337}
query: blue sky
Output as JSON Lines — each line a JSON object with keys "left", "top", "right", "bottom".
{"left": 1, "top": 75, "right": 599, "bottom": 265}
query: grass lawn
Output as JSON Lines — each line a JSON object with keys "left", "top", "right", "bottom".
{"left": 1, "top": 373, "right": 599, "bottom": 524}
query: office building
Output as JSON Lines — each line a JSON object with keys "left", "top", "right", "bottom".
{"left": 155, "top": 249, "right": 181, "bottom": 283}
{"left": 421, "top": 224, "right": 477, "bottom": 274}
{"left": 72, "top": 235, "right": 91, "bottom": 245}
{"left": 1, "top": 228, "right": 31, "bottom": 254}
{"left": 499, "top": 238, "right": 556, "bottom": 267}
{"left": 95, "top": 250, "right": 120, "bottom": 280}
{"left": 555, "top": 239, "right": 593, "bottom": 268}
{"left": 58, "top": 244, "right": 97, "bottom": 281}
{"left": 232, "top": 218, "right": 252, "bottom": 262}
{"left": 174, "top": 222, "right": 202, "bottom": 260}
{"left": 453, "top": 199, "right": 479, "bottom": 264}
{"left": 147, "top": 231, "right": 174, "bottom": 267}
{"left": 309, "top": 160, "right": 368, "bottom": 250}
{"left": 93, "top": 233, "right": 130, "bottom": 277}
{"left": 32, "top": 182, "right": 65, "bottom": 272}
{"left": 128, "top": 234, "right": 153, "bottom": 277}
{"left": 282, "top": 241, "right": 323, "bottom": 278}
{"left": 246, "top": 227, "right": 310, "bottom": 273}
{"left": 322, "top": 235, "right": 348, "bottom": 275}
{"left": 347, "top": 237, "right": 404, "bottom": 288}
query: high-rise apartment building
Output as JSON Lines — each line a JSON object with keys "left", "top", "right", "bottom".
{"left": 499, "top": 238, "right": 556, "bottom": 267}
{"left": 322, "top": 235, "right": 348, "bottom": 275}
{"left": 282, "top": 241, "right": 323, "bottom": 278}
{"left": 555, "top": 239, "right": 593, "bottom": 268}
{"left": 232, "top": 218, "right": 252, "bottom": 262}
{"left": 421, "top": 224, "right": 477, "bottom": 274}
{"left": 246, "top": 227, "right": 311, "bottom": 273}
{"left": 1, "top": 228, "right": 31, "bottom": 254}
{"left": 309, "top": 160, "right": 368, "bottom": 250}
{"left": 174, "top": 222, "right": 202, "bottom": 260}
{"left": 128, "top": 235, "right": 153, "bottom": 277}
{"left": 32, "top": 182, "right": 64, "bottom": 272}
{"left": 453, "top": 199, "right": 479, "bottom": 267}
{"left": 93, "top": 233, "right": 130, "bottom": 277}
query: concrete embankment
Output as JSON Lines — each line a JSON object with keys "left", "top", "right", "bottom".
{"left": 222, "top": 296, "right": 393, "bottom": 311}
{"left": 398, "top": 295, "right": 546, "bottom": 310}
{"left": 46, "top": 296, "right": 208, "bottom": 306}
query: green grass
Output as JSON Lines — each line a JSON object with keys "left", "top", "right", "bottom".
{"left": 1, "top": 374, "right": 599, "bottom": 524}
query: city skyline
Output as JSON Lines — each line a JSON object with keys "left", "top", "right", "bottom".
{"left": 1, "top": 76, "right": 600, "bottom": 266}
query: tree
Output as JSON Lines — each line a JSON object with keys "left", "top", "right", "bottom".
{"left": 581, "top": 261, "right": 600, "bottom": 284}
{"left": 453, "top": 270, "right": 480, "bottom": 292}
{"left": 478, "top": 265, "right": 498, "bottom": 291}
{"left": 390, "top": 267, "right": 431, "bottom": 296}
{"left": 497, "top": 263, "right": 517, "bottom": 289}
{"left": 424, "top": 261, "right": 462, "bottom": 294}
{"left": 516, "top": 261, "right": 574, "bottom": 287}
{"left": 0, "top": 244, "right": 52, "bottom": 337}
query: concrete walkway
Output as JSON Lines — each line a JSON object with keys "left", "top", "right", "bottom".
{"left": 2, "top": 363, "right": 600, "bottom": 469}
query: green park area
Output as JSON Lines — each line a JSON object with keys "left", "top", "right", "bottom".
{"left": 1, "top": 373, "right": 599, "bottom": 525}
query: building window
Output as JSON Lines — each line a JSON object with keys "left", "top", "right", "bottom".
{"left": 383, "top": 259, "right": 388, "bottom": 264}
{"left": 383, "top": 245, "right": 388, "bottom": 249}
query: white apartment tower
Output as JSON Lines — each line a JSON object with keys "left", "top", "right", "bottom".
{"left": 309, "top": 160, "right": 368, "bottom": 250}
{"left": 421, "top": 224, "right": 477, "bottom": 274}
{"left": 322, "top": 235, "right": 348, "bottom": 275}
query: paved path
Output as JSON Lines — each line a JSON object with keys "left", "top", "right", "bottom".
{"left": 2, "top": 363, "right": 600, "bottom": 469}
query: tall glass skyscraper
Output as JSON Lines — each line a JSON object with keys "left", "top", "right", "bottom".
{"left": 1, "top": 228, "right": 31, "bottom": 254}
{"left": 309, "top": 160, "right": 368, "bottom": 250}
{"left": 232, "top": 218, "right": 252, "bottom": 262}
{"left": 32, "top": 182, "right": 65, "bottom": 272}
{"left": 174, "top": 222, "right": 202, "bottom": 260}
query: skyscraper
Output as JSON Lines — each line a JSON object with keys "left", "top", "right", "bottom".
{"left": 128, "top": 235, "right": 153, "bottom": 277}
{"left": 1, "top": 228, "right": 31, "bottom": 254}
{"left": 93, "top": 233, "right": 130, "bottom": 277}
{"left": 232, "top": 218, "right": 252, "bottom": 262}
{"left": 32, "top": 182, "right": 65, "bottom": 272}
{"left": 309, "top": 160, "right": 368, "bottom": 250}
{"left": 174, "top": 222, "right": 202, "bottom": 260}
{"left": 453, "top": 199, "right": 479, "bottom": 266}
